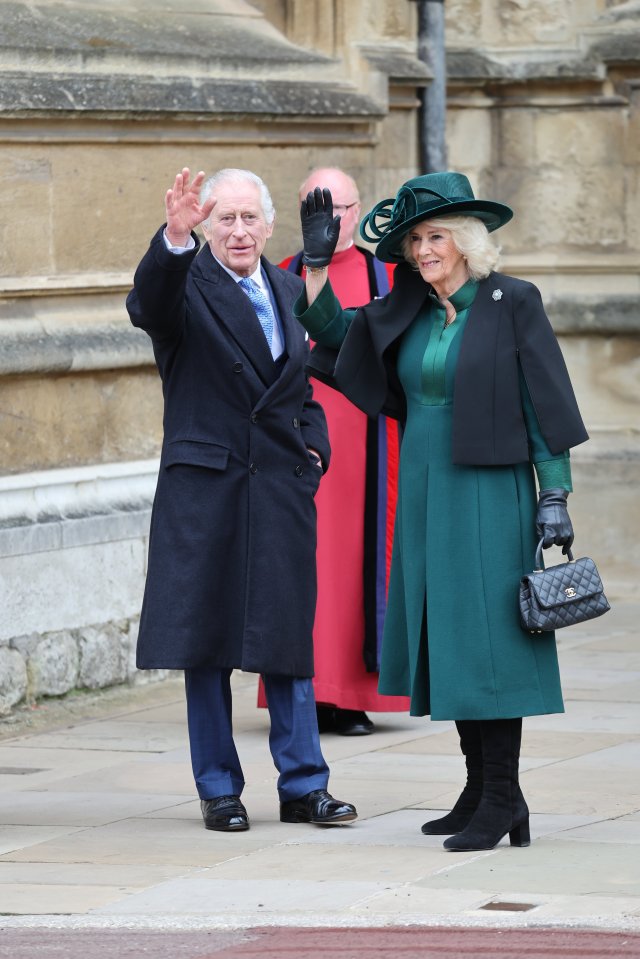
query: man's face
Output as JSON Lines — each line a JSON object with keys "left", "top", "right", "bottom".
{"left": 300, "top": 170, "right": 360, "bottom": 253}
{"left": 203, "top": 179, "right": 273, "bottom": 277}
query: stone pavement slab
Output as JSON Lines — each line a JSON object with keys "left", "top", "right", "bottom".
{"left": 0, "top": 599, "right": 638, "bottom": 937}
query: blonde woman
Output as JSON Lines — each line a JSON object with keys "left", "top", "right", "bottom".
{"left": 294, "top": 172, "right": 588, "bottom": 851}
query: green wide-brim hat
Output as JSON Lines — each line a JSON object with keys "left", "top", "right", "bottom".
{"left": 360, "top": 171, "right": 513, "bottom": 263}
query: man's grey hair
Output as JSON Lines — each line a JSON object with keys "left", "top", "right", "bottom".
{"left": 200, "top": 168, "right": 275, "bottom": 226}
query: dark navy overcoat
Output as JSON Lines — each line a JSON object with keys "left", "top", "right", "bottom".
{"left": 126, "top": 228, "right": 330, "bottom": 676}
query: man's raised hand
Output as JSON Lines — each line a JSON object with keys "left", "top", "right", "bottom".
{"left": 165, "top": 168, "right": 216, "bottom": 247}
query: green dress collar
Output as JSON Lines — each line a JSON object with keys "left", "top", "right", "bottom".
{"left": 428, "top": 277, "right": 479, "bottom": 312}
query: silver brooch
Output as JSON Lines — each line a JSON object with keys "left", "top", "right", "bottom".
{"left": 492, "top": 289, "right": 503, "bottom": 301}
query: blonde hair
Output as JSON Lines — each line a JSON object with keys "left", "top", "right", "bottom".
{"left": 401, "top": 215, "right": 500, "bottom": 279}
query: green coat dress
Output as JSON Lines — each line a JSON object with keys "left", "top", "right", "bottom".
{"left": 298, "top": 278, "right": 570, "bottom": 721}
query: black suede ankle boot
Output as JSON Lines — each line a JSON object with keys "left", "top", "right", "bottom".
{"left": 443, "top": 718, "right": 530, "bottom": 851}
{"left": 422, "top": 720, "right": 483, "bottom": 835}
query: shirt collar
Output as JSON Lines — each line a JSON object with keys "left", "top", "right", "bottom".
{"left": 214, "top": 256, "right": 265, "bottom": 291}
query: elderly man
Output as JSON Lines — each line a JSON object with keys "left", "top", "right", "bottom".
{"left": 269, "top": 168, "right": 410, "bottom": 735}
{"left": 126, "top": 167, "right": 357, "bottom": 831}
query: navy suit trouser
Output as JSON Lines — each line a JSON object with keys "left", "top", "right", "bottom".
{"left": 184, "top": 666, "right": 330, "bottom": 802}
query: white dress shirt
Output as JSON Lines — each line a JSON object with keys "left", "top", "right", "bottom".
{"left": 162, "top": 230, "right": 284, "bottom": 359}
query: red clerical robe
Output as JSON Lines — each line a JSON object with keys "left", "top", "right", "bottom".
{"left": 260, "top": 244, "right": 410, "bottom": 712}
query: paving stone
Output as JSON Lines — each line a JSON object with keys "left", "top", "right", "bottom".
{"left": 0, "top": 602, "right": 637, "bottom": 931}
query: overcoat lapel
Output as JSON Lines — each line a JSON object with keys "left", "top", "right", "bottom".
{"left": 260, "top": 258, "right": 305, "bottom": 391}
{"left": 192, "top": 247, "right": 279, "bottom": 390}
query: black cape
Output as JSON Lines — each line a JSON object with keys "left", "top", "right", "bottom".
{"left": 307, "top": 265, "right": 588, "bottom": 465}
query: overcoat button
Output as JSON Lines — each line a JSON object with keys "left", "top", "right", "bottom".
{"left": 233, "top": 362, "right": 243, "bottom": 373}
{"left": 249, "top": 463, "right": 258, "bottom": 474}
{"left": 250, "top": 413, "right": 258, "bottom": 423}
{"left": 292, "top": 417, "right": 299, "bottom": 428}
{"left": 295, "top": 465, "right": 303, "bottom": 476}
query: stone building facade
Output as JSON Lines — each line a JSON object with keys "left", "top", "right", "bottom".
{"left": 0, "top": 0, "right": 637, "bottom": 712}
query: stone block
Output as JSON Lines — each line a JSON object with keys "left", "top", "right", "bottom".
{"left": 124, "top": 619, "right": 174, "bottom": 686}
{"left": 625, "top": 165, "right": 640, "bottom": 253}
{"left": 496, "top": 166, "right": 625, "bottom": 253}
{"left": 547, "top": 296, "right": 640, "bottom": 335}
{"left": 0, "top": 318, "right": 154, "bottom": 378}
{"left": 445, "top": 0, "right": 483, "bottom": 47}
{"left": 570, "top": 451, "right": 640, "bottom": 599}
{"left": 495, "top": 0, "right": 572, "bottom": 47}
{"left": 78, "top": 623, "right": 128, "bottom": 690}
{"left": 125, "top": 621, "right": 175, "bottom": 685}
{"left": 559, "top": 335, "right": 640, "bottom": 433}
{"left": 28, "top": 631, "right": 79, "bottom": 698}
{"left": 369, "top": 111, "right": 419, "bottom": 178}
{"left": 0, "top": 523, "right": 63, "bottom": 560}
{"left": 590, "top": 29, "right": 640, "bottom": 66}
{"left": 124, "top": 618, "right": 139, "bottom": 681}
{"left": 0, "top": 367, "right": 162, "bottom": 476}
{"left": 60, "top": 511, "right": 152, "bottom": 550}
{"left": 10, "top": 632, "right": 41, "bottom": 656}
{"left": 0, "top": 150, "right": 54, "bottom": 277}
{"left": 50, "top": 145, "right": 177, "bottom": 276}
{"left": 445, "top": 0, "right": 591, "bottom": 53}
{"left": 534, "top": 109, "right": 625, "bottom": 169}
{"left": 0, "top": 648, "right": 27, "bottom": 714}
{"left": 363, "top": 0, "right": 414, "bottom": 43}
{"left": 0, "top": 537, "right": 147, "bottom": 643}
{"left": 495, "top": 109, "right": 537, "bottom": 169}
{"left": 623, "top": 87, "right": 640, "bottom": 166}
{"left": 448, "top": 109, "right": 492, "bottom": 172}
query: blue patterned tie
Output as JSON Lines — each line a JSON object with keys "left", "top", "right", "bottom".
{"left": 239, "top": 277, "right": 275, "bottom": 348}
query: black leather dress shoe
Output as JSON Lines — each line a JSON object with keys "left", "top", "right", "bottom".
{"left": 280, "top": 789, "right": 357, "bottom": 825}
{"left": 201, "top": 795, "right": 249, "bottom": 832}
{"left": 334, "top": 709, "right": 375, "bottom": 736}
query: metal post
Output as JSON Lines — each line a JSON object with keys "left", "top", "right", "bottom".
{"left": 412, "top": 0, "right": 447, "bottom": 173}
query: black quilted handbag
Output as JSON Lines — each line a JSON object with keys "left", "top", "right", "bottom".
{"left": 519, "top": 540, "right": 611, "bottom": 633}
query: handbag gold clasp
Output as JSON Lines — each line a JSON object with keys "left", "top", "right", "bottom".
{"left": 564, "top": 587, "right": 577, "bottom": 598}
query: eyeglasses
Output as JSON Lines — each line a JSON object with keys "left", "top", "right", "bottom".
{"left": 332, "top": 202, "right": 359, "bottom": 216}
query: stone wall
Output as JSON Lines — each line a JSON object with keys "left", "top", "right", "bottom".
{"left": 0, "top": 0, "right": 638, "bottom": 715}
{"left": 0, "top": 459, "right": 172, "bottom": 714}
{"left": 0, "top": 0, "right": 425, "bottom": 476}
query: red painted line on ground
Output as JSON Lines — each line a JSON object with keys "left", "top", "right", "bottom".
{"left": 1, "top": 926, "right": 640, "bottom": 959}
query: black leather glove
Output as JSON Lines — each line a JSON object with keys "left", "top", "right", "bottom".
{"left": 300, "top": 187, "right": 341, "bottom": 268}
{"left": 536, "top": 487, "right": 574, "bottom": 553}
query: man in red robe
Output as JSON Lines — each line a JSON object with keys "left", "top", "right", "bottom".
{"left": 261, "top": 167, "right": 410, "bottom": 734}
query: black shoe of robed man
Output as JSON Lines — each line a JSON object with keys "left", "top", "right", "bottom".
{"left": 316, "top": 703, "right": 337, "bottom": 733}
{"left": 280, "top": 789, "right": 357, "bottom": 825}
{"left": 334, "top": 708, "right": 375, "bottom": 736}
{"left": 201, "top": 795, "right": 249, "bottom": 831}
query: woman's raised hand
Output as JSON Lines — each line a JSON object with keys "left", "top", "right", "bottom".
{"left": 165, "top": 168, "right": 216, "bottom": 246}
{"left": 300, "top": 187, "right": 341, "bottom": 268}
